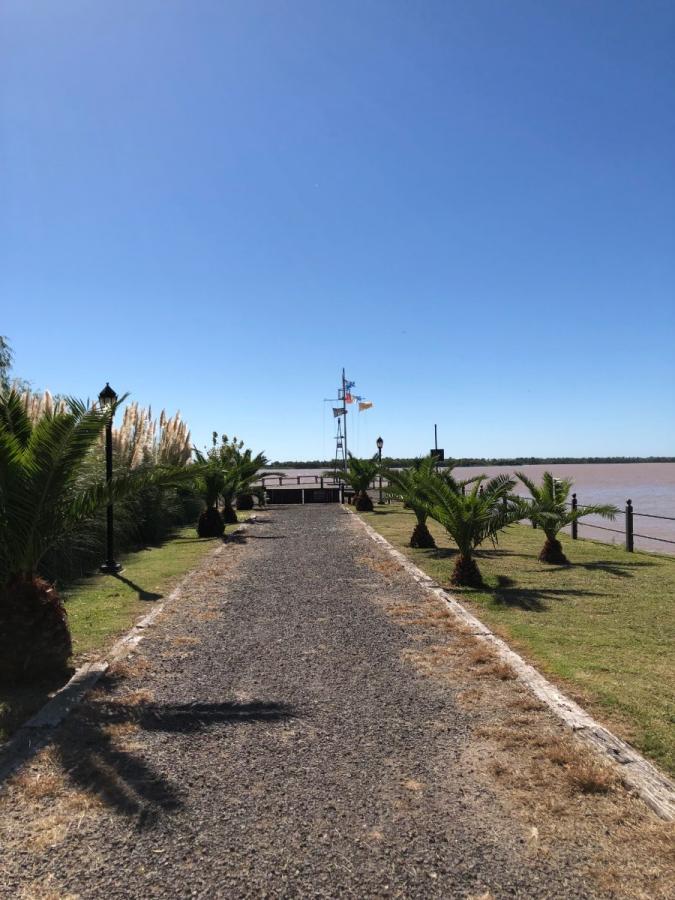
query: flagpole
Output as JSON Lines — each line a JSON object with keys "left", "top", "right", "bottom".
{"left": 342, "top": 367, "right": 348, "bottom": 469}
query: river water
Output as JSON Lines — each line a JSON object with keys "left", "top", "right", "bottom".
{"left": 264, "top": 463, "right": 675, "bottom": 555}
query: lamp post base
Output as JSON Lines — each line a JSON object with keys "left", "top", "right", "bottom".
{"left": 100, "top": 561, "right": 122, "bottom": 575}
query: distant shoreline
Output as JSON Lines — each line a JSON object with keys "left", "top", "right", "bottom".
{"left": 267, "top": 456, "right": 675, "bottom": 469}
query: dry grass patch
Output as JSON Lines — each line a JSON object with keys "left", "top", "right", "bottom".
{"left": 20, "top": 877, "right": 80, "bottom": 900}
{"left": 104, "top": 720, "right": 140, "bottom": 739}
{"left": 27, "top": 814, "right": 70, "bottom": 851}
{"left": 466, "top": 644, "right": 516, "bottom": 680}
{"left": 402, "top": 778, "right": 425, "bottom": 791}
{"left": 387, "top": 603, "right": 421, "bottom": 618}
{"left": 1, "top": 747, "right": 105, "bottom": 860}
{"left": 192, "top": 609, "right": 220, "bottom": 623}
{"left": 12, "top": 771, "right": 63, "bottom": 801}
{"left": 357, "top": 554, "right": 403, "bottom": 578}
{"left": 112, "top": 688, "right": 154, "bottom": 707}
{"left": 467, "top": 645, "right": 495, "bottom": 666}
{"left": 509, "top": 693, "right": 546, "bottom": 713}
{"left": 464, "top": 716, "right": 674, "bottom": 896}
{"left": 546, "top": 738, "right": 619, "bottom": 794}
{"left": 481, "top": 660, "right": 516, "bottom": 681}
{"left": 456, "top": 687, "right": 484, "bottom": 710}
{"left": 106, "top": 656, "right": 152, "bottom": 680}
{"left": 168, "top": 635, "right": 200, "bottom": 647}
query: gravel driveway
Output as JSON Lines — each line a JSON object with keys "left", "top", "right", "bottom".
{"left": 0, "top": 505, "right": 601, "bottom": 898}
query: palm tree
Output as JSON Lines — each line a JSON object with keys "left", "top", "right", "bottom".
{"left": 193, "top": 451, "right": 226, "bottom": 537}
{"left": 423, "top": 474, "right": 520, "bottom": 586}
{"left": 516, "top": 471, "right": 618, "bottom": 564}
{"left": 337, "top": 454, "right": 379, "bottom": 511}
{"left": 384, "top": 456, "right": 442, "bottom": 548}
{"left": 196, "top": 436, "right": 268, "bottom": 525}
{"left": 0, "top": 390, "right": 201, "bottom": 682}
{"left": 220, "top": 448, "right": 268, "bottom": 523}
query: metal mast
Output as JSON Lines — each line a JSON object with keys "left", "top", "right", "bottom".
{"left": 341, "top": 367, "right": 348, "bottom": 469}
{"left": 333, "top": 417, "right": 346, "bottom": 473}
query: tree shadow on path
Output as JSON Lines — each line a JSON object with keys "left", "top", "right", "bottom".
{"left": 53, "top": 698, "right": 295, "bottom": 827}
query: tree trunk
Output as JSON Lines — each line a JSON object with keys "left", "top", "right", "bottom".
{"left": 222, "top": 502, "right": 239, "bottom": 524}
{"left": 539, "top": 536, "right": 569, "bottom": 564}
{"left": 0, "top": 576, "right": 73, "bottom": 683}
{"left": 354, "top": 491, "right": 374, "bottom": 512}
{"left": 410, "top": 522, "right": 436, "bottom": 549}
{"left": 451, "top": 554, "right": 483, "bottom": 587}
{"left": 236, "top": 493, "right": 254, "bottom": 510}
{"left": 197, "top": 506, "right": 225, "bottom": 538}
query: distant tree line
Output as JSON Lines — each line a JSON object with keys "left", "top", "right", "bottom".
{"left": 268, "top": 455, "right": 675, "bottom": 469}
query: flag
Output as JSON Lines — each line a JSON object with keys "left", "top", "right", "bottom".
{"left": 345, "top": 380, "right": 356, "bottom": 390}
{"left": 333, "top": 407, "right": 346, "bottom": 417}
{"left": 345, "top": 393, "right": 354, "bottom": 404}
{"left": 358, "top": 401, "right": 373, "bottom": 411}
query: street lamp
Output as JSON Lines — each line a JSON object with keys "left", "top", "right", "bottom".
{"left": 98, "top": 382, "right": 121, "bottom": 574}
{"left": 376, "top": 436, "right": 384, "bottom": 504}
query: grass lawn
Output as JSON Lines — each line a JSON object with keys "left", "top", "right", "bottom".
{"left": 358, "top": 504, "right": 675, "bottom": 777}
{"left": 0, "top": 522, "right": 238, "bottom": 742}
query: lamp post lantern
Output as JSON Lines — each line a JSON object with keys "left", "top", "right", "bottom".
{"left": 98, "top": 383, "right": 121, "bottom": 574}
{"left": 376, "top": 436, "right": 384, "bottom": 504}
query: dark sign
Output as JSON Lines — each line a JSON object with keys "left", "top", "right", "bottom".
{"left": 430, "top": 448, "right": 444, "bottom": 461}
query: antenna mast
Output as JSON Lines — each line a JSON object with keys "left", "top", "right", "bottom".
{"left": 341, "top": 367, "right": 348, "bottom": 468}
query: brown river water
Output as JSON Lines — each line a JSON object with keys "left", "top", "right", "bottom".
{"left": 267, "top": 463, "right": 675, "bottom": 555}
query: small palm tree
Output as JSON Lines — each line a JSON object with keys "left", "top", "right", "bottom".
{"left": 516, "top": 471, "right": 618, "bottom": 564}
{"left": 0, "top": 390, "right": 201, "bottom": 682}
{"left": 193, "top": 451, "right": 226, "bottom": 537}
{"left": 384, "top": 456, "right": 443, "bottom": 548}
{"left": 337, "top": 454, "right": 379, "bottom": 511}
{"left": 197, "top": 436, "right": 268, "bottom": 526}
{"left": 220, "top": 448, "right": 267, "bottom": 523}
{"left": 423, "top": 474, "right": 520, "bottom": 586}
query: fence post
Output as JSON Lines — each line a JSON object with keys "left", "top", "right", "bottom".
{"left": 278, "top": 476, "right": 282, "bottom": 486}
{"left": 320, "top": 476, "right": 324, "bottom": 490}
{"left": 571, "top": 493, "right": 578, "bottom": 540}
{"left": 625, "top": 499, "right": 634, "bottom": 552}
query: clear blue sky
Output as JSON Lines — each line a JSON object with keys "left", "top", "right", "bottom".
{"left": 2, "top": 1, "right": 673, "bottom": 460}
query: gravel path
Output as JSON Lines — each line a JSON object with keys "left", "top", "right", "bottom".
{"left": 1, "top": 505, "right": 598, "bottom": 898}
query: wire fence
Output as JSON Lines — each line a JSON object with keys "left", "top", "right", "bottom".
{"left": 558, "top": 494, "right": 675, "bottom": 551}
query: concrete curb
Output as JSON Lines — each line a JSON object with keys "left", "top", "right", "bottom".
{"left": 348, "top": 508, "right": 675, "bottom": 822}
{"left": 0, "top": 522, "right": 254, "bottom": 788}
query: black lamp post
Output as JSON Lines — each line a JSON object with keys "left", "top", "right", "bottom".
{"left": 376, "top": 436, "right": 384, "bottom": 504}
{"left": 99, "top": 382, "right": 121, "bottom": 574}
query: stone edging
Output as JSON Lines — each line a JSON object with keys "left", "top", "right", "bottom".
{"left": 0, "top": 522, "right": 254, "bottom": 787}
{"left": 347, "top": 508, "right": 675, "bottom": 822}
